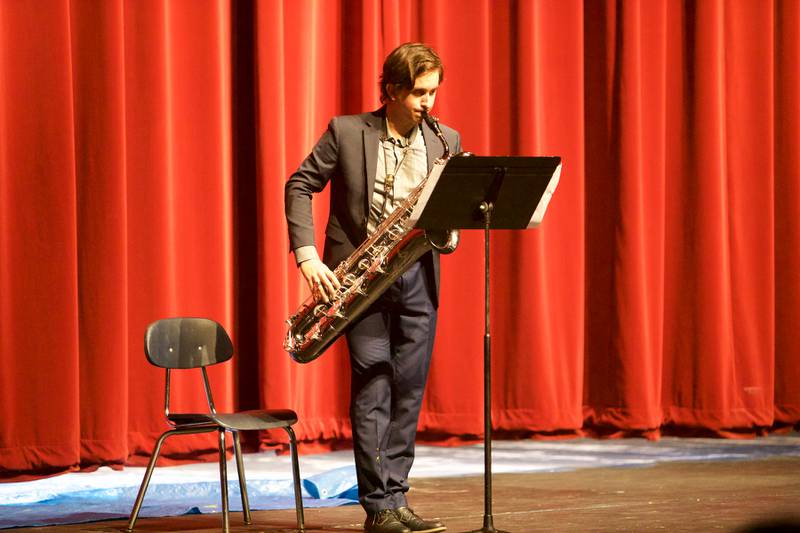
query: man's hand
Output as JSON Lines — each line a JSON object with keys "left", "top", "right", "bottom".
{"left": 299, "top": 258, "right": 341, "bottom": 303}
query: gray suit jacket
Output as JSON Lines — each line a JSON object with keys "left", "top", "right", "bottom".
{"left": 285, "top": 107, "right": 462, "bottom": 306}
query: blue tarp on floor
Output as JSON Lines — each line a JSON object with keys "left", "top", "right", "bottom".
{"left": 0, "top": 465, "right": 358, "bottom": 529}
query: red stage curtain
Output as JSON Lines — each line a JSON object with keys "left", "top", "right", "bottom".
{"left": 0, "top": 0, "right": 797, "bottom": 478}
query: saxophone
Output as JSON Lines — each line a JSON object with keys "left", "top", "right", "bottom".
{"left": 284, "top": 112, "right": 460, "bottom": 363}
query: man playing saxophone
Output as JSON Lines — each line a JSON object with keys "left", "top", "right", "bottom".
{"left": 284, "top": 43, "right": 461, "bottom": 533}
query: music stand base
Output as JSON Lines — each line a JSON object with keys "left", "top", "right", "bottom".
{"left": 466, "top": 514, "right": 509, "bottom": 533}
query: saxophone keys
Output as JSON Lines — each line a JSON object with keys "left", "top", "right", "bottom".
{"left": 330, "top": 306, "right": 346, "bottom": 319}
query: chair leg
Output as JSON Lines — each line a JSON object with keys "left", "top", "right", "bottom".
{"left": 232, "top": 431, "right": 252, "bottom": 524}
{"left": 284, "top": 426, "right": 305, "bottom": 531}
{"left": 125, "top": 429, "right": 176, "bottom": 532}
{"left": 218, "top": 428, "right": 230, "bottom": 532}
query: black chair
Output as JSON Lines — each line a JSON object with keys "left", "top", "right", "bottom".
{"left": 125, "top": 317, "right": 305, "bottom": 532}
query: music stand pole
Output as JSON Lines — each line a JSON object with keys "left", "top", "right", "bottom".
{"left": 469, "top": 201, "right": 508, "bottom": 533}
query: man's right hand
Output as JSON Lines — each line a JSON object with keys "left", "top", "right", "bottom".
{"left": 299, "top": 259, "right": 341, "bottom": 303}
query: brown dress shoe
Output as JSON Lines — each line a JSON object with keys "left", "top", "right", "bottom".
{"left": 365, "top": 509, "right": 411, "bottom": 533}
{"left": 394, "top": 507, "right": 446, "bottom": 533}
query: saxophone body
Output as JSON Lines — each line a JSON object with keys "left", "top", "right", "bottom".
{"left": 284, "top": 112, "right": 460, "bottom": 364}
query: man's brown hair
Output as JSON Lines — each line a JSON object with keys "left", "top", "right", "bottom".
{"left": 380, "top": 42, "right": 444, "bottom": 103}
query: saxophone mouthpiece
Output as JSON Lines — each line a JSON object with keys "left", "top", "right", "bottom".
{"left": 421, "top": 110, "right": 439, "bottom": 131}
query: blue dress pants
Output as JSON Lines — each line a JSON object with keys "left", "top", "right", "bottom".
{"left": 345, "top": 260, "right": 437, "bottom": 514}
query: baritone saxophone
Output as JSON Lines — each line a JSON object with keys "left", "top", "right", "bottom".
{"left": 284, "top": 111, "right": 461, "bottom": 363}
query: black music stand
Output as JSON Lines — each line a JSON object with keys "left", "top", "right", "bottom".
{"left": 413, "top": 155, "right": 562, "bottom": 533}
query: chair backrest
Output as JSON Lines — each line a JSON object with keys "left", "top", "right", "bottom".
{"left": 145, "top": 317, "right": 234, "bottom": 369}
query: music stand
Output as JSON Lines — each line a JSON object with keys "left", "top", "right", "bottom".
{"left": 413, "top": 155, "right": 562, "bottom": 533}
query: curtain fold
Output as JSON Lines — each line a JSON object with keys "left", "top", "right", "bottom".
{"left": 774, "top": 0, "right": 800, "bottom": 425}
{"left": 70, "top": 0, "right": 130, "bottom": 466}
{"left": 0, "top": 0, "right": 80, "bottom": 473}
{"left": 121, "top": 0, "right": 235, "bottom": 461}
{"left": 583, "top": 0, "right": 669, "bottom": 431}
{"left": 0, "top": 0, "right": 797, "bottom": 477}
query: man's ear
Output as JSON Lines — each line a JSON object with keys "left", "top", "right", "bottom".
{"left": 386, "top": 83, "right": 398, "bottom": 101}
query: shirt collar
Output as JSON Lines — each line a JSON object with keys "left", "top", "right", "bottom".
{"left": 383, "top": 118, "right": 420, "bottom": 147}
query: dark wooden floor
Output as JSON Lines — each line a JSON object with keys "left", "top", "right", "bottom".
{"left": 14, "top": 457, "right": 800, "bottom": 532}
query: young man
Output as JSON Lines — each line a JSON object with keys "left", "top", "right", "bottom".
{"left": 285, "top": 43, "right": 461, "bottom": 533}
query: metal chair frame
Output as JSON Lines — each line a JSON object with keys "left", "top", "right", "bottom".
{"left": 125, "top": 318, "right": 305, "bottom": 532}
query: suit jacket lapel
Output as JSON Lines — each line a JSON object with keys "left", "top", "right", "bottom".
{"left": 363, "top": 109, "right": 384, "bottom": 222}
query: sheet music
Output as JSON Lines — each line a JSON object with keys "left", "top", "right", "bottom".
{"left": 408, "top": 160, "right": 447, "bottom": 225}
{"left": 527, "top": 162, "right": 562, "bottom": 228}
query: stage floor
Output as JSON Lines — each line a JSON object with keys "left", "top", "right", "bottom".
{"left": 7, "top": 437, "right": 800, "bottom": 532}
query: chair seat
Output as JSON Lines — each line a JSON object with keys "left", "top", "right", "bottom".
{"left": 168, "top": 409, "right": 298, "bottom": 431}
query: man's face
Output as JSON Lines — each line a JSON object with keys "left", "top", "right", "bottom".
{"left": 387, "top": 69, "right": 441, "bottom": 126}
